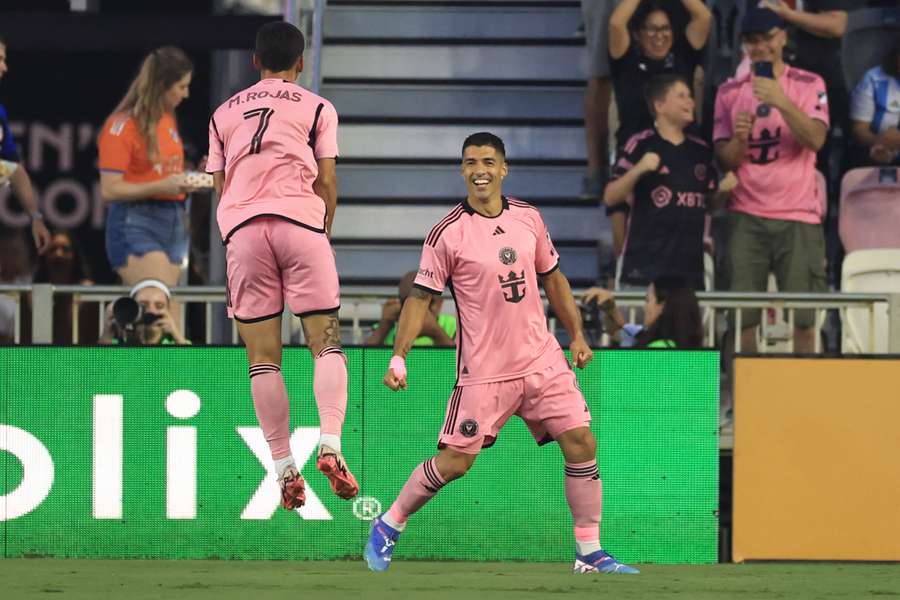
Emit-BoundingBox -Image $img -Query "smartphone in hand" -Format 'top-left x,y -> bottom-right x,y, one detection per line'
753,61 -> 774,78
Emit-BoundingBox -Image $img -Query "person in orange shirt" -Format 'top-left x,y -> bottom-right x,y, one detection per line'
98,46 -> 196,288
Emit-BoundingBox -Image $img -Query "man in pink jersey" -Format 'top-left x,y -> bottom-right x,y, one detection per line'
363,133 -> 638,575
714,8 -> 829,354
206,21 -> 358,510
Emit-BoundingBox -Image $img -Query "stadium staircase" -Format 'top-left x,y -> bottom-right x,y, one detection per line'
320,0 -> 608,288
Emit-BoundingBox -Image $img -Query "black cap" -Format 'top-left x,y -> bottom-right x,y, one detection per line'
741,8 -> 785,35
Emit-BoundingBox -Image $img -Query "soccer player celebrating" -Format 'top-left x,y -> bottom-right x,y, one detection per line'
364,132 -> 638,575
207,22 -> 358,510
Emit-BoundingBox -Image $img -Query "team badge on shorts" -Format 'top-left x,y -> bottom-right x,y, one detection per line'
459,419 -> 479,437
498,247 -> 517,265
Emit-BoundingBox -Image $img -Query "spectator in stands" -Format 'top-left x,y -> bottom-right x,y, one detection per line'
0,35 -> 51,255
849,40 -> 900,166
98,46 -> 197,290
606,0 -> 712,267
0,229 -> 32,342
604,74 -> 725,290
714,8 -> 829,354
760,0 -> 851,131
365,271 -> 455,347
581,275 -> 703,348
580,0 -> 619,200
761,0 -> 851,254
609,0 -> 711,154
99,279 -> 188,345
33,231 -> 99,344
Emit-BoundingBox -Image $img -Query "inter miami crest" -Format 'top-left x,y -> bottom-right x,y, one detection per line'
499,270 -> 526,303
459,419 -> 479,438
498,246 -> 517,265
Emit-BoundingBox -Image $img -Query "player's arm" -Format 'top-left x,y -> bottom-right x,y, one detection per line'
313,158 -> 337,239
383,287 -> 433,390
541,269 -> 593,369
212,171 -> 225,197
604,152 -> 660,206
8,165 -> 50,254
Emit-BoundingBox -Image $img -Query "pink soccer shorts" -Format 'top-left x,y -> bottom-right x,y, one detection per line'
225,217 -> 339,322
437,352 -> 591,455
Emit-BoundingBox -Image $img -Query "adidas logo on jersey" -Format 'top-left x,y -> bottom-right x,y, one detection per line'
492,226 -> 506,236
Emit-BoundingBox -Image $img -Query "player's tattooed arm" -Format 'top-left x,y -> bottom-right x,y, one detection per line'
391,287 -> 433,358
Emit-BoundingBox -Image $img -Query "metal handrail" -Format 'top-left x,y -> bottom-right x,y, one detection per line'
3,284 -> 898,352
4,285 -> 890,305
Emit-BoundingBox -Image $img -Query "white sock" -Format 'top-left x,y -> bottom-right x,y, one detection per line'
274,456 -> 296,479
382,512 -> 406,532
576,540 -> 602,556
319,433 -> 341,454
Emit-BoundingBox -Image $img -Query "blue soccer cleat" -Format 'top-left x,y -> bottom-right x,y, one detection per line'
364,514 -> 401,572
574,549 -> 640,574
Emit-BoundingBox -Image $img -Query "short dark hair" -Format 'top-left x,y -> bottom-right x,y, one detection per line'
631,0 -> 670,33
255,21 -> 305,71
462,132 -> 506,159
638,275 -> 703,349
644,74 -> 691,117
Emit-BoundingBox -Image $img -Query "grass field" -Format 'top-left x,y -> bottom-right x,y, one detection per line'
0,560 -> 897,599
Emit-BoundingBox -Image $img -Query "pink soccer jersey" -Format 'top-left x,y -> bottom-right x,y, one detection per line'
207,78 -> 339,241
414,197 -> 563,386
713,65 -> 829,225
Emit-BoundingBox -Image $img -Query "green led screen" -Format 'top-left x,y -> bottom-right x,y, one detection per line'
0,347 -> 718,563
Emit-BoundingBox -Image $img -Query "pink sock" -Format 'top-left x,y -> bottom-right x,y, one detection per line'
565,461 -> 602,547
249,363 -> 291,460
386,458 -> 447,525
314,347 -> 347,438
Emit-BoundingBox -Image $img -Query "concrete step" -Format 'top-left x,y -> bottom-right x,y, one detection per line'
322,83 -> 584,120
333,244 -> 601,285
331,204 -> 606,242
324,4 -> 581,39
322,44 -> 586,81
336,162 -> 587,200
338,123 -> 586,160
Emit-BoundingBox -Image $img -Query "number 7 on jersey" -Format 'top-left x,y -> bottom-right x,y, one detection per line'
242,107 -> 274,155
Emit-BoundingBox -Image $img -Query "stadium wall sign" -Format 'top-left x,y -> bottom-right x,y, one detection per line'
0,347 -> 719,563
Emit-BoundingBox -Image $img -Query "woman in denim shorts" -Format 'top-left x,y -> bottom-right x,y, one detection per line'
98,46 -> 195,288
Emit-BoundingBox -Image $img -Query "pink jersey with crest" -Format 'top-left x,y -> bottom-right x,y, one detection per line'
207,78 -> 339,241
414,197 -> 563,386
713,65 -> 829,224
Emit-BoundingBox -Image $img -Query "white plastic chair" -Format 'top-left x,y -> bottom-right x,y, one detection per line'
841,249 -> 900,354
839,167 -> 900,254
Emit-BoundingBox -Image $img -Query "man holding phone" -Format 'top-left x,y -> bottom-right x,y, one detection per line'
713,8 -> 830,354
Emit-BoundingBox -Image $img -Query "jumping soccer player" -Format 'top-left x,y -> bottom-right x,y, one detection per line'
206,21 -> 358,509
364,132 -> 639,574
